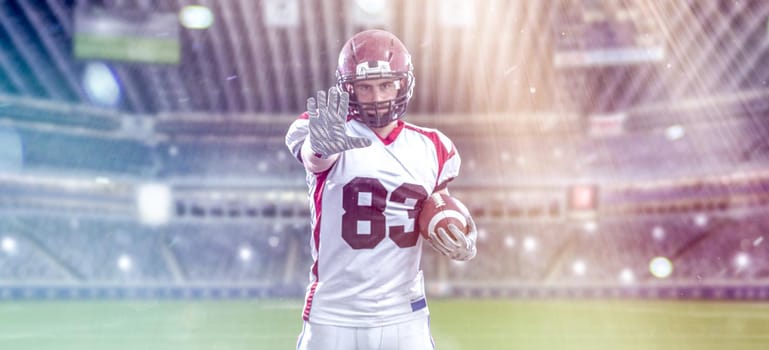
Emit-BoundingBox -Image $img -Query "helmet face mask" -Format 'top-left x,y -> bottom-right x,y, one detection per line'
336,30 -> 415,128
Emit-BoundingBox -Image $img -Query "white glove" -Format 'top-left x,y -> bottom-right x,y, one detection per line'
307,87 -> 371,158
427,214 -> 477,261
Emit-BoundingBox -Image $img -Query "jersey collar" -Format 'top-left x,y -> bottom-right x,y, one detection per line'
349,119 -> 405,145
376,119 -> 405,145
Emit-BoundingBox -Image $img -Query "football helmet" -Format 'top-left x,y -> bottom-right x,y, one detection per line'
336,29 -> 415,128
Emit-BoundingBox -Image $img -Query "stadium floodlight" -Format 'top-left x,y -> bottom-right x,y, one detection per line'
94,176 -> 111,185
257,160 -> 269,173
350,0 -> 390,26
649,256 -> 673,279
275,149 -> 287,162
82,62 -> 121,107
504,235 -> 515,249
117,254 -> 132,272
572,260 -> 586,276
268,236 -> 280,248
652,226 -> 666,241
167,145 -> 179,157
734,252 -> 750,269
136,183 -> 173,226
665,124 -> 686,141
239,246 -> 253,262
582,220 -> 597,233
476,228 -> 488,243
355,0 -> 387,14
568,184 -> 599,220
620,268 -> 635,284
694,213 -> 709,227
523,236 -> 537,252
1,236 -> 17,254
179,5 -> 214,30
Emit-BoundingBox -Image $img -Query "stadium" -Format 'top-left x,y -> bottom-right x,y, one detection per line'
1,0 -> 769,349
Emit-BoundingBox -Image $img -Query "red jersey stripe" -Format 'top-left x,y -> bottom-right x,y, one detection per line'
377,120 -> 405,145
303,167 -> 330,320
302,281 -> 319,321
403,124 -> 455,188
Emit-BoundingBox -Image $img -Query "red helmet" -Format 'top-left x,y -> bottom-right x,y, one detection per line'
336,30 -> 415,128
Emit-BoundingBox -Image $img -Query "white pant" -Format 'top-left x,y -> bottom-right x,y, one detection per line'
296,316 -> 435,350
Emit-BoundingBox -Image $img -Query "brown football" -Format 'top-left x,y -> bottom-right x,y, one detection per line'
418,193 -> 468,241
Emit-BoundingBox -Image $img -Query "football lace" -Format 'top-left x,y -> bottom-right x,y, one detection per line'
432,193 -> 446,208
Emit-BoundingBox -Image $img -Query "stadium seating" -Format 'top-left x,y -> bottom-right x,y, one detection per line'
15,217 -> 171,282
1,205 -> 767,300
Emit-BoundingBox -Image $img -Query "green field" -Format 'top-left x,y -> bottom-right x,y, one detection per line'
1,299 -> 768,349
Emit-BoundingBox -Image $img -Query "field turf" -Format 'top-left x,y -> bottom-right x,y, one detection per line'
1,299 -> 767,349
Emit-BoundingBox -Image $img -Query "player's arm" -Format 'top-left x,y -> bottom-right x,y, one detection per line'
285,116 -> 308,163
285,117 -> 337,173
301,87 -> 371,173
300,133 -> 338,173
427,188 -> 478,261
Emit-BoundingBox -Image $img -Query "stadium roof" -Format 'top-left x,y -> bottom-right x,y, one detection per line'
0,0 -> 769,117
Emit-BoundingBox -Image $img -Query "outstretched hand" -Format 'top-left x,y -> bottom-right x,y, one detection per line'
307,87 -> 371,158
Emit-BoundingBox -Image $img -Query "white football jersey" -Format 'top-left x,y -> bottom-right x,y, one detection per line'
285,115 -> 461,327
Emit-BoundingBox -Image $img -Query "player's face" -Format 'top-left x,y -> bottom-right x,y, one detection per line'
351,78 -> 402,130
352,78 -> 400,105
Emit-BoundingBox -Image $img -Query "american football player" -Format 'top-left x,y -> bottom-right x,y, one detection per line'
285,29 -> 477,350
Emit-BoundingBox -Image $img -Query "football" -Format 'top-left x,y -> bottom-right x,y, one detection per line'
418,192 -> 468,241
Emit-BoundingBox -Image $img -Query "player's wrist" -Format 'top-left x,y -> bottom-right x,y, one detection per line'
313,151 -> 330,159
301,137 -> 338,172
306,134 -> 332,158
